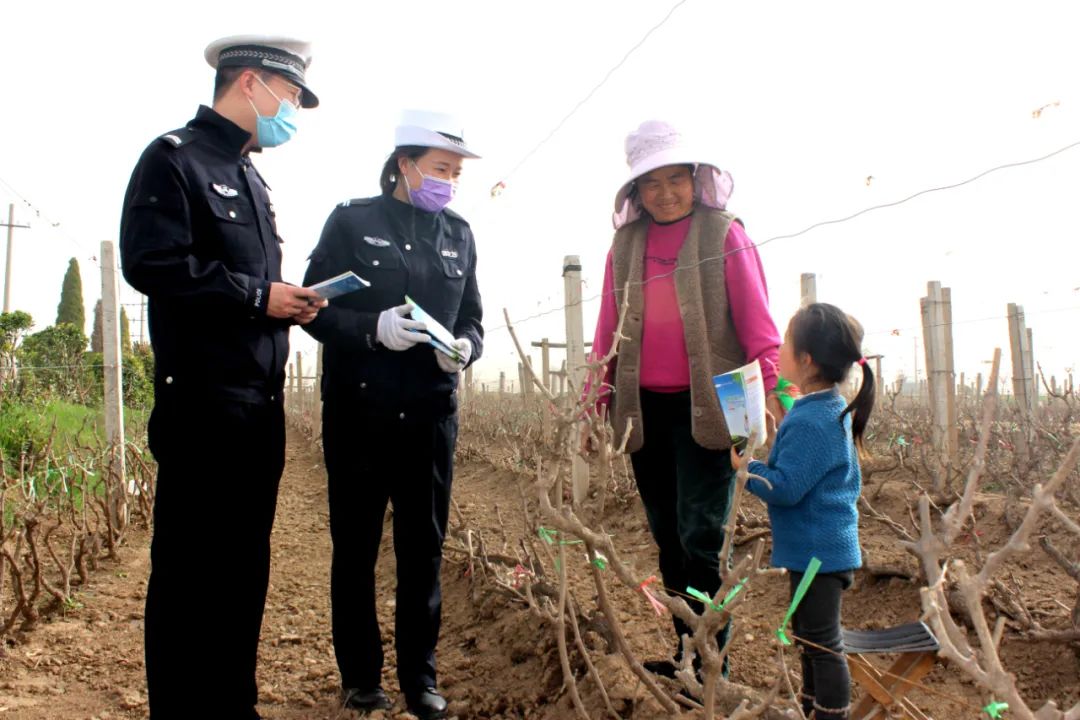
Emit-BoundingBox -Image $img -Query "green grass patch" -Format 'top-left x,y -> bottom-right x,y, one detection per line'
5,400 -> 149,448
1,400 -> 150,508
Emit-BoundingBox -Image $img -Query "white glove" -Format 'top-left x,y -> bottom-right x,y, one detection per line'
436,337 -> 472,373
376,304 -> 430,351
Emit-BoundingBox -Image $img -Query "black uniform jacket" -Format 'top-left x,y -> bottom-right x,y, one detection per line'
302,194 -> 483,417
120,106 -> 290,404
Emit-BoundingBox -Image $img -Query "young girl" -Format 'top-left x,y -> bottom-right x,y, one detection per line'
736,303 -> 874,720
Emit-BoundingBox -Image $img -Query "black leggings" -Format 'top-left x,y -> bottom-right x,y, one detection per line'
790,569 -> 854,718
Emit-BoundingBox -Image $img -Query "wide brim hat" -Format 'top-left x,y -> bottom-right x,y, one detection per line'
205,34 -> 319,108
395,109 -> 480,159
612,120 -> 732,229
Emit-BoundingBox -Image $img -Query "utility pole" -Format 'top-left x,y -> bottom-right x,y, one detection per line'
1,204 -> 30,313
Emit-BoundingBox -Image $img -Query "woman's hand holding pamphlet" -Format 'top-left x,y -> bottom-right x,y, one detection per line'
405,295 -> 464,364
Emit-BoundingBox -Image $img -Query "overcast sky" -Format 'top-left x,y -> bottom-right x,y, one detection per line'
4,0 -> 1079,390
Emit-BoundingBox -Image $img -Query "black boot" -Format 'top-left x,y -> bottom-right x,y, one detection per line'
343,687 -> 392,713
405,687 -> 448,720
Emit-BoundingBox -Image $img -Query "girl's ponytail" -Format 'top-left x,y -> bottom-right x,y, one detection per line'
843,358 -> 875,451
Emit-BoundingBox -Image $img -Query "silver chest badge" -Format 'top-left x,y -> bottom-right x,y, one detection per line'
364,236 -> 391,247
212,183 -> 239,198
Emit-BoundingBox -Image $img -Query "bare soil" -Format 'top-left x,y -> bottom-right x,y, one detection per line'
1,426 -> 1076,719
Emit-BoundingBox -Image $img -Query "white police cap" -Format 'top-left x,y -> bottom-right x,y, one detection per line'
204,35 -> 318,108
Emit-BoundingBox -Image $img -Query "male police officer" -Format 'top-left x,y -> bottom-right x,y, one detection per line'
119,35 -> 325,719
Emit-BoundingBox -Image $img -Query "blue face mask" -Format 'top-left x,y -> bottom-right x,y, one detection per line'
249,77 -> 298,148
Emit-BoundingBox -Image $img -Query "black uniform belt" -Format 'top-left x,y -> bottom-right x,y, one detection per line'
155,376 -> 284,405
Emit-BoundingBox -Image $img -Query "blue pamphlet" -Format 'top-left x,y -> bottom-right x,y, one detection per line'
307,271 -> 371,300
405,294 -> 463,364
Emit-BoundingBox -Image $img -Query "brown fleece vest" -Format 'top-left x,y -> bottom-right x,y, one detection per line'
610,206 -> 746,452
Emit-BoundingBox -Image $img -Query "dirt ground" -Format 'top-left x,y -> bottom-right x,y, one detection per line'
1,425 -> 1077,719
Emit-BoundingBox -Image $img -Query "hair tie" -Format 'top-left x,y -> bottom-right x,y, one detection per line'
857,357 -> 868,366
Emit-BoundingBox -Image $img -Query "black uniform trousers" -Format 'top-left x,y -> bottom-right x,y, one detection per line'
630,390 -> 734,673
144,390 -> 285,720
321,395 -> 457,695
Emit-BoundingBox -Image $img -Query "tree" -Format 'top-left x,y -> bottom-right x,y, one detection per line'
120,307 -> 131,354
91,299 -> 104,353
91,300 -> 131,355
0,311 -> 34,386
56,258 -> 85,332
18,323 -> 89,401
0,311 -> 34,359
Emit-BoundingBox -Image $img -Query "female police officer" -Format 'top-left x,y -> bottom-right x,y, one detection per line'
301,110 -> 482,720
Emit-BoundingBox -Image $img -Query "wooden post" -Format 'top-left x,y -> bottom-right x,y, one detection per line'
3,204 -> 13,314
800,273 -> 817,306
942,286 -> 958,463
287,363 -> 295,407
1007,304 -> 1034,414
101,241 -> 127,524
976,373 -> 983,402
499,371 -> 506,399
564,256 -> 590,504
295,351 -> 305,415
1025,327 -> 1036,412
539,339 -> 551,391
534,339 -> 552,437
920,282 -> 957,488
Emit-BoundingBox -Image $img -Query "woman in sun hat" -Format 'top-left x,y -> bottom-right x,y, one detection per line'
585,119 -> 782,679
301,109 -> 482,720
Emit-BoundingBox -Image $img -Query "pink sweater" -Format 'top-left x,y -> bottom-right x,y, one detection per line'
590,215 -> 780,407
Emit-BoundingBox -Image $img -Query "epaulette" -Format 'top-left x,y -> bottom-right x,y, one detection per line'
157,127 -> 198,149
337,197 -> 376,208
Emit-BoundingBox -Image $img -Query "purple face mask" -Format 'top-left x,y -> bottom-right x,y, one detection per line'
406,161 -> 455,213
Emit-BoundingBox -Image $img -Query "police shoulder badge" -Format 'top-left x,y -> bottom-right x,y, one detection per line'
158,127 -> 197,148
212,183 -> 240,198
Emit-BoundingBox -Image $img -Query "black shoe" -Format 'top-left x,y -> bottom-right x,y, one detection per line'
343,686 -> 392,712
405,687 -> 448,720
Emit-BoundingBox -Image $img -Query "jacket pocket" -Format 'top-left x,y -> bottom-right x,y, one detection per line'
353,243 -> 403,271
204,193 -> 264,272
